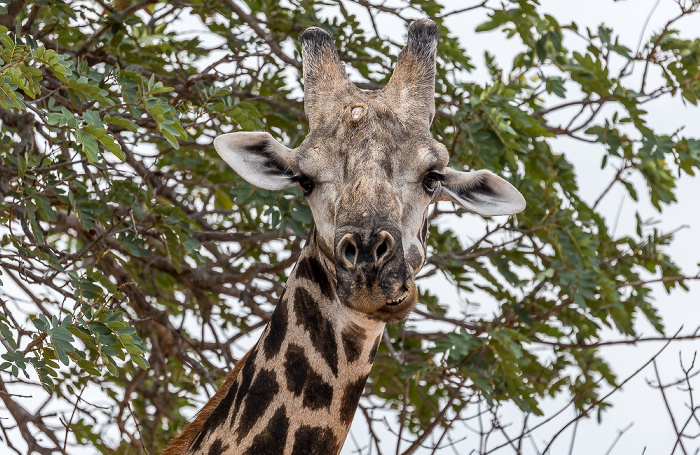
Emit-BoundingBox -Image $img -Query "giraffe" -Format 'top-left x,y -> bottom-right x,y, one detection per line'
162,19 -> 525,455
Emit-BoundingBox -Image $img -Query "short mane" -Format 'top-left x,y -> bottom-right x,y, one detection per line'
160,350 -> 252,455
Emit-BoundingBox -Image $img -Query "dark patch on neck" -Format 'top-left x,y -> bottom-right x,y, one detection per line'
283,343 -> 334,410
242,405 -> 289,455
283,343 -> 309,396
236,368 -> 280,443
339,374 -> 369,426
291,425 -> 340,455
303,369 -> 334,410
295,255 -> 335,300
341,323 -> 366,364
263,291 -> 289,360
230,347 -> 259,427
207,439 -> 229,455
368,333 -> 382,363
293,287 -> 339,376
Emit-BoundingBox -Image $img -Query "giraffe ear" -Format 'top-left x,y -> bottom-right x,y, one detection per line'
214,132 -> 295,191
439,168 -> 526,216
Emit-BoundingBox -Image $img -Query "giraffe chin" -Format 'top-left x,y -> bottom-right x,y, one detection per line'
341,280 -> 419,323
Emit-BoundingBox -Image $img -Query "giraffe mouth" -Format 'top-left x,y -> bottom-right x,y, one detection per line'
338,280 -> 417,322
386,285 -> 409,306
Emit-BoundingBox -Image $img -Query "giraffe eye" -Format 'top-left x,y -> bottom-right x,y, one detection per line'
292,173 -> 315,196
422,171 -> 443,195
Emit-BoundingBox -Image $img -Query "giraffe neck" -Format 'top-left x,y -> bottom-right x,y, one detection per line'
185,236 -> 385,455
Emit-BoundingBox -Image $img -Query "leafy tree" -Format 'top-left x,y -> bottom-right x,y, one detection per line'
0,0 -> 699,453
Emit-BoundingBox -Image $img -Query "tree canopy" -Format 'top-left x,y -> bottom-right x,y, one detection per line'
0,0 -> 699,453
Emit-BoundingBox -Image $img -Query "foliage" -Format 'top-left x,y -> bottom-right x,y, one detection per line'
0,0 -> 698,453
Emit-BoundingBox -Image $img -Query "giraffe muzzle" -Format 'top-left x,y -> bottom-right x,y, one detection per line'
334,228 -> 418,322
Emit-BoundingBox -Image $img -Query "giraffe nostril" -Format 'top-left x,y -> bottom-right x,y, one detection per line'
337,233 -> 358,269
344,242 -> 357,265
373,231 -> 395,265
376,241 -> 388,259
337,230 -> 395,269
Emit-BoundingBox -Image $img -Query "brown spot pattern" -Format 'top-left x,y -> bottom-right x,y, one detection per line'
283,343 -> 309,396
341,323 -> 365,364
302,369 -> 333,410
296,256 -> 335,300
291,424 -> 339,455
236,368 -> 279,442
242,405 -> 290,455
207,439 -> 228,455
263,292 -> 288,360
293,287 -> 339,376
339,375 -> 368,426
283,343 -> 334,410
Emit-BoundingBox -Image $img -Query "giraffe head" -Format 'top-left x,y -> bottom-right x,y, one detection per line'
214,20 -> 525,323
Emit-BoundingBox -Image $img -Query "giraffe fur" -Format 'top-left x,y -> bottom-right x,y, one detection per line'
167,240 -> 383,454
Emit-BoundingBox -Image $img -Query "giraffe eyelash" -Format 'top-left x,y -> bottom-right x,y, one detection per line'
422,170 -> 444,195
425,170 -> 445,181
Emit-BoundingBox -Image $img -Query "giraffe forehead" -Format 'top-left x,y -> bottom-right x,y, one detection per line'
294,124 -> 447,183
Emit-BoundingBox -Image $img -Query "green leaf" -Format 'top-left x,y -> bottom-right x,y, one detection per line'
476,11 -> 509,33
0,322 -> 17,350
132,355 -> 149,369
32,317 -> 49,333
81,134 -> 100,163
98,134 -> 125,161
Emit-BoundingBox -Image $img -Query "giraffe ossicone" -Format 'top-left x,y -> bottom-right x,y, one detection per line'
163,18 -> 525,455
